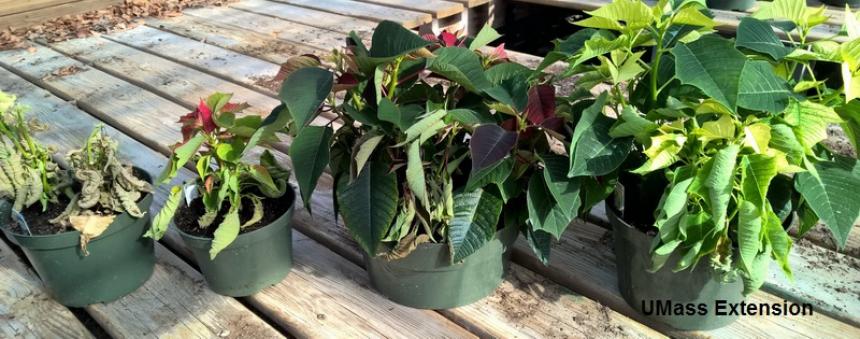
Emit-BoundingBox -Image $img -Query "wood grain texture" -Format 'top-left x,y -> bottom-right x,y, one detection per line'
104,25 -> 282,94
184,6 -> 352,51
50,36 -> 279,117
270,0 -> 433,28
0,0 -> 120,29
354,0 -> 464,18
230,0 -> 377,36
145,15 -> 320,64
0,239 -> 94,339
0,0 -> 80,16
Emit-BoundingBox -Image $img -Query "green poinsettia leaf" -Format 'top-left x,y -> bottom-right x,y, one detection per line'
569,93 -> 632,177
426,47 -> 492,93
289,126 -> 333,213
448,188 -> 504,262
672,34 -> 746,112
279,67 -> 333,133
795,157 -> 860,249
738,60 -> 793,113
210,207 -> 240,259
336,160 -> 399,256
736,17 -> 794,60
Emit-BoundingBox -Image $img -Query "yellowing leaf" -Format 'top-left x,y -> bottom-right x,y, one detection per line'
580,0 -> 654,31
699,115 -> 736,144
632,133 -> 686,174
70,214 -> 116,256
673,6 -> 715,28
743,124 -> 772,154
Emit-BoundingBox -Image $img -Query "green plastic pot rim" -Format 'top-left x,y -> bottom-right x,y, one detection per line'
177,186 -> 296,249
10,168 -> 153,250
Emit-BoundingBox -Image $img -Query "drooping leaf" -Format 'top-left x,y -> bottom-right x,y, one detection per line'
569,93 -> 632,177
470,124 -> 517,172
210,207 -> 240,259
336,160 -> 399,256
527,173 -> 575,239
737,200 -> 762,273
672,34 -> 746,112
541,153 -> 582,216
289,126 -> 333,213
706,144 -> 740,231
403,110 -> 447,144
448,188 -> 503,262
765,207 -> 793,279
741,153 -> 778,211
769,124 -> 805,165
406,141 -> 429,207
524,227 -> 553,264
736,17 -> 794,60
354,133 -> 384,177
795,158 -> 860,249
279,67 -> 333,133
144,186 -> 183,240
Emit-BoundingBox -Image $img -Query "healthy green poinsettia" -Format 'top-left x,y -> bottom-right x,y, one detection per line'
550,0 -> 860,294
274,21 -> 569,262
146,93 -> 291,259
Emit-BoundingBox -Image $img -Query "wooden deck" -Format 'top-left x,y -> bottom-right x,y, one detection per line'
0,1 -> 858,338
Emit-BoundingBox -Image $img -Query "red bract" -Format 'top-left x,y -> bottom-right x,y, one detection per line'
197,99 -> 217,133
422,30 -> 463,47
491,43 -> 508,60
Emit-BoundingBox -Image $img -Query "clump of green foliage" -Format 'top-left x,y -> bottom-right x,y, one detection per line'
276,21 -> 583,263
0,91 -> 67,212
147,93 -> 292,259
549,0 -> 860,294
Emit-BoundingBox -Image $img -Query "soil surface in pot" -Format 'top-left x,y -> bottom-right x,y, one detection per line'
10,196 -> 71,235
175,194 -> 291,238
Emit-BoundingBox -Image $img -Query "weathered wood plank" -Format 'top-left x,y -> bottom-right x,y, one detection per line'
50,36 -> 279,117
230,0 -> 377,35
270,0 -> 433,28
104,25 -> 282,94
0,46 -> 478,339
0,239 -> 94,339
0,0 -> 80,17
183,6 -> 352,51
0,0 -> 121,29
145,15 -> 320,65
354,0 -> 464,18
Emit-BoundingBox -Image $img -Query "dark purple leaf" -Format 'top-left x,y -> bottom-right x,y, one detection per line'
525,85 -> 556,125
471,124 -> 517,172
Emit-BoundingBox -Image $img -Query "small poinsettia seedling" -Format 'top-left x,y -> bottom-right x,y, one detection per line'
146,93 -> 292,259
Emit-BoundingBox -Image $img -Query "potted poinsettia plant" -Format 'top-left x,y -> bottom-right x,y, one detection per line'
548,0 -> 860,330
1,92 -> 155,307
146,93 -> 295,297
273,21 -> 559,309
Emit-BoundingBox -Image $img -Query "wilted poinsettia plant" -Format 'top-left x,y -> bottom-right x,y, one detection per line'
146,93 -> 291,259
549,0 -> 860,294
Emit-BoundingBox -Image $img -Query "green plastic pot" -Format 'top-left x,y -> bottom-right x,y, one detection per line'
820,0 -> 860,7
608,205 -> 744,330
0,200 -> 17,246
365,224 -> 519,309
178,188 -> 295,297
707,0 -> 757,11
9,187 -> 155,307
